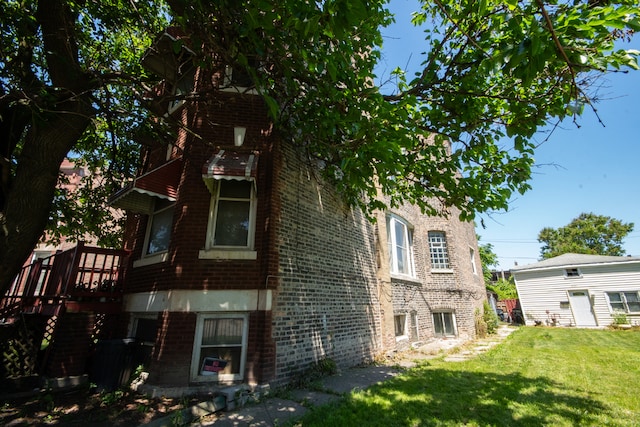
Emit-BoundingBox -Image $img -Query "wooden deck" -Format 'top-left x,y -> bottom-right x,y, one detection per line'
0,242 -> 131,322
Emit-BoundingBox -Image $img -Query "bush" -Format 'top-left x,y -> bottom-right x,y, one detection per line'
612,311 -> 629,325
483,301 -> 499,335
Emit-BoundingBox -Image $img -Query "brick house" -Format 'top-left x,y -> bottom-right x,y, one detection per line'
110,30 -> 486,390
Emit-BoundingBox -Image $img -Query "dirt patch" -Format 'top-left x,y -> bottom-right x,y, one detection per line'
0,387 -> 206,426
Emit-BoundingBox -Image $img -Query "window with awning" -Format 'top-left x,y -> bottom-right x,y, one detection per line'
109,158 -> 182,214
201,149 -> 258,193
201,150 -> 259,253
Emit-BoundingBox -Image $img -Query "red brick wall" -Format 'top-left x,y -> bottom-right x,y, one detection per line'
146,311 -> 196,386
121,88 -> 279,385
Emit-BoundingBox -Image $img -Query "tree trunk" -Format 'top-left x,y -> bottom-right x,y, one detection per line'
0,99 -> 93,297
0,0 -> 96,297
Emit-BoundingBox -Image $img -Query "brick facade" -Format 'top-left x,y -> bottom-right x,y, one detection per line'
383,202 -> 485,350
115,47 -> 487,389
270,141 -> 383,383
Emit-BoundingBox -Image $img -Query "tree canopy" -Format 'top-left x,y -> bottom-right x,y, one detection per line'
1,0 -> 639,294
478,239 -> 499,285
538,212 -> 635,258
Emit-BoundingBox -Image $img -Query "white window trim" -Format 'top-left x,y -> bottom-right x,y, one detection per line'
387,214 -> 416,279
221,65 -> 259,95
433,311 -> 457,337
606,291 -> 640,314
202,179 -> 257,254
191,313 -> 249,383
134,252 -> 169,268
564,268 -> 582,279
138,199 -> 174,265
394,313 -> 409,342
470,247 -> 477,275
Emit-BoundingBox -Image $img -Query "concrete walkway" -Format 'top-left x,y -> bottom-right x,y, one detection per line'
143,325 -> 518,427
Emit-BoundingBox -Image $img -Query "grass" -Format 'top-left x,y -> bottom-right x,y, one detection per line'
293,327 -> 640,426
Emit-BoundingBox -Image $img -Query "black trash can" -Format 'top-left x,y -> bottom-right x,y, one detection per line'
90,338 -> 141,391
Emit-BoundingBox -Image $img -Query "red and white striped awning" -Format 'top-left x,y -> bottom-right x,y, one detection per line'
202,149 -> 258,181
109,158 -> 182,214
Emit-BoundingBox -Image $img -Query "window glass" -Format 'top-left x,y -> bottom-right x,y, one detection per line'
608,292 -> 629,312
387,215 -> 414,277
443,313 -> 455,335
194,316 -> 247,379
210,180 -> 254,248
146,200 -> 174,255
625,292 -> 640,312
565,268 -> 580,277
394,314 -> 406,337
214,201 -> 250,246
433,312 -> 456,336
428,231 -> 450,269
470,248 -> 477,274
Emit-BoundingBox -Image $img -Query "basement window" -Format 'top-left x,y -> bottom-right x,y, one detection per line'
433,312 -> 456,337
394,314 -> 408,340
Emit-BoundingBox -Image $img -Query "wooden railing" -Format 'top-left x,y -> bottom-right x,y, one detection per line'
0,242 -> 131,321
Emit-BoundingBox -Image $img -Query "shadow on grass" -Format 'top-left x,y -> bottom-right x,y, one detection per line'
300,366 -> 610,426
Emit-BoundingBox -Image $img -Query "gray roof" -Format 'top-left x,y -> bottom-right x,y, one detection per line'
510,253 -> 640,272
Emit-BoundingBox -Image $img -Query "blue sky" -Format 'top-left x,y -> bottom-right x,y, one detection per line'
377,1 -> 640,270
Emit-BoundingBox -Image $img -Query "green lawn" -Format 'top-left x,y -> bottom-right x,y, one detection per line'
295,328 -> 640,426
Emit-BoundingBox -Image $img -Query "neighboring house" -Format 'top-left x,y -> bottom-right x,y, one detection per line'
490,270 -> 512,283
30,159 -> 90,260
106,30 -> 487,391
511,253 -> 640,327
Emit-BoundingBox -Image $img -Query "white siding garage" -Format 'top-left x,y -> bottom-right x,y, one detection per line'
511,254 -> 640,327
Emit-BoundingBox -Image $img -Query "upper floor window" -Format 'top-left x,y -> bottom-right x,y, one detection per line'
167,65 -> 195,114
607,291 -> 640,313
387,215 -> 415,277
206,180 -> 256,249
565,268 -> 581,278
144,198 -> 175,256
470,248 -> 477,275
428,231 -> 450,270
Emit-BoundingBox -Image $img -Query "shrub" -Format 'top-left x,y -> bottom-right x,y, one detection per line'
483,301 -> 499,335
612,311 -> 629,325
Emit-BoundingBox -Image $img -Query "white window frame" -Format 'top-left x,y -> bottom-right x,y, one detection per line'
394,314 -> 408,341
410,311 -> 419,340
470,247 -> 477,275
221,60 -> 259,95
433,311 -> 457,337
606,291 -> 640,313
204,179 -> 257,251
387,214 -> 416,278
428,231 -> 451,271
138,198 -> 174,266
191,313 -> 249,382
